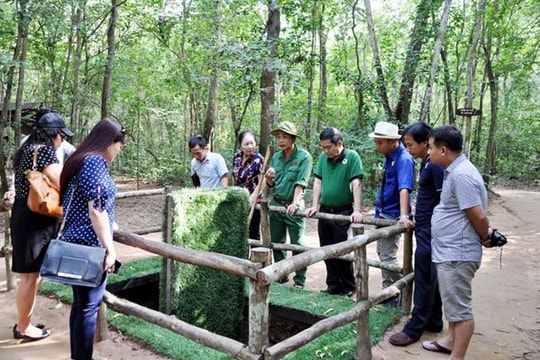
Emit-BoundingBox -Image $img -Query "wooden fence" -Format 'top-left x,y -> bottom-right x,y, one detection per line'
1,189 -> 413,360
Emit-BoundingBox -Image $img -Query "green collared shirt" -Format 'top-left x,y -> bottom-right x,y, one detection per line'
270,145 -> 313,202
314,148 -> 364,207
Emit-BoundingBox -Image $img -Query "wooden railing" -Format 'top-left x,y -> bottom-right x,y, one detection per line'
1,190 -> 413,360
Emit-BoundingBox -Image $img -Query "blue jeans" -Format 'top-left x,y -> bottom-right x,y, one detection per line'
70,273 -> 108,360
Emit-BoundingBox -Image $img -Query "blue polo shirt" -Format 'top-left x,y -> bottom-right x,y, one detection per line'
415,156 -> 444,225
375,143 -> 414,219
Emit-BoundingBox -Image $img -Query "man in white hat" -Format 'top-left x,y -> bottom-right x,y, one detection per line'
369,121 -> 415,306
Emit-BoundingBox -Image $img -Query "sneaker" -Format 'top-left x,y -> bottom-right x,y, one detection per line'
293,283 -> 304,289
276,277 -> 289,284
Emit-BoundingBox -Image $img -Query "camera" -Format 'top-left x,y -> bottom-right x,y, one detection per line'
490,229 -> 507,247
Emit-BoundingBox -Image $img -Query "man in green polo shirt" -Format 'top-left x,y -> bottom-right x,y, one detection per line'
264,121 -> 313,289
306,127 -> 363,297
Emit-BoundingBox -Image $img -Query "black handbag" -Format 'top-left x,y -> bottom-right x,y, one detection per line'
39,176 -> 106,287
40,239 -> 106,287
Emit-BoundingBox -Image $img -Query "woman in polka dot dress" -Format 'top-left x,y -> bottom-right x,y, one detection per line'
59,118 -> 126,360
9,111 -> 74,341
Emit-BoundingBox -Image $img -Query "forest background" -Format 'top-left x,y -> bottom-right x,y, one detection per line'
1,0 -> 539,201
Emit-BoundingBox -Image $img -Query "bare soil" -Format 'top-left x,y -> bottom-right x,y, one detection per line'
1,184 -> 539,360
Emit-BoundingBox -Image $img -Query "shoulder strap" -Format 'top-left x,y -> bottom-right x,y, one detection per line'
31,145 -> 44,171
58,173 -> 80,236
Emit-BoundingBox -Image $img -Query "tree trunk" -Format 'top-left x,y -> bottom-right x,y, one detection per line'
203,0 -> 222,150
483,0 -> 499,177
305,2 -> 318,148
394,0 -> 443,125
364,0 -> 392,119
463,0 -> 484,157
317,2 -> 327,134
70,5 -> 84,134
351,0 -> 365,128
0,0 -> 28,192
101,0 -> 118,118
440,47 -> 455,124
259,0 -> 280,153
419,0 -> 453,123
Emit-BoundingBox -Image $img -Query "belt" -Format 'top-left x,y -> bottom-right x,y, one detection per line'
320,204 -> 353,214
273,197 -> 292,206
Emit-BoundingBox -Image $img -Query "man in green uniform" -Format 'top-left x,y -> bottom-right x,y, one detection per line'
306,127 -> 363,297
264,121 -> 313,289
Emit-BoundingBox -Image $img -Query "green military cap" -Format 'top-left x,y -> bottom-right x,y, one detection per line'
270,121 -> 300,138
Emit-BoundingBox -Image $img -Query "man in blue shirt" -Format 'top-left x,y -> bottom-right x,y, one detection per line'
369,121 -> 414,306
189,136 -> 229,189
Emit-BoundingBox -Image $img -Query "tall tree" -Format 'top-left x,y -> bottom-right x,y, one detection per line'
203,0 -> 222,149
260,0 -> 280,153
483,0 -> 499,176
101,0 -> 119,118
364,0 -> 393,119
351,0 -> 366,127
316,2 -> 328,133
0,0 -> 30,192
463,0 -> 484,157
394,0 -> 443,125
419,0 -> 453,122
69,3 -> 85,133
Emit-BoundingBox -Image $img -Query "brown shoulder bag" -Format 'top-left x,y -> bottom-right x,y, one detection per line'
25,146 -> 63,217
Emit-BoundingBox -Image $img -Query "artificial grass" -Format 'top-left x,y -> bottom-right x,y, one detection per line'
40,256 -> 402,360
164,188 -> 249,339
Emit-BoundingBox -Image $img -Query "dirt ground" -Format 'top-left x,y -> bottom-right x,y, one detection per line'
0,184 -> 539,360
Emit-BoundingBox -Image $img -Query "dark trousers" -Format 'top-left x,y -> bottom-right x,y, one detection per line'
70,274 -> 108,360
319,206 -> 355,294
403,222 -> 443,339
249,209 -> 261,240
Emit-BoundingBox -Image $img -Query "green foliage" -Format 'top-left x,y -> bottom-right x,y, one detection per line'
1,0 -> 539,186
163,188 -> 250,339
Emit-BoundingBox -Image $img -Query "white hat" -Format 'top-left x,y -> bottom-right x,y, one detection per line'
368,121 -> 401,139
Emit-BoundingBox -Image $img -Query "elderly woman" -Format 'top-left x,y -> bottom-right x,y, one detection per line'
59,118 -> 126,360
232,130 -> 264,240
9,111 -> 74,341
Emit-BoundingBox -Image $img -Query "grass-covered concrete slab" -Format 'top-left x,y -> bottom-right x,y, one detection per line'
162,188 -> 250,339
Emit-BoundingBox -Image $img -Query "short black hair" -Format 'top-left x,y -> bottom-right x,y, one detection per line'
402,122 -> 432,143
319,127 -> 343,145
188,135 -> 207,149
429,125 -> 463,152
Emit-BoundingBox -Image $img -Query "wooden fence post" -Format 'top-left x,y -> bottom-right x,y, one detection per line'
400,229 -> 413,312
94,302 -> 109,342
4,212 -> 16,290
352,225 -> 371,360
259,197 -> 271,248
248,247 -> 271,355
164,196 -> 173,314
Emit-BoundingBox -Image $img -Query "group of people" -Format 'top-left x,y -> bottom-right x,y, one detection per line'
6,110 -> 126,360
189,120 -> 495,359
7,110 -> 494,360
